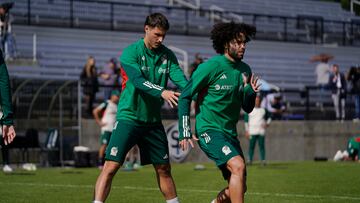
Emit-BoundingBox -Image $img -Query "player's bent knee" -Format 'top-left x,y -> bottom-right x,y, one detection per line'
154,164 -> 172,176
227,157 -> 245,176
103,161 -> 121,176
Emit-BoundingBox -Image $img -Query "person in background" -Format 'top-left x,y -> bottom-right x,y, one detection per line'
244,95 -> 271,166
333,134 -> 360,163
189,53 -> 203,77
0,3 -> 16,60
93,90 -> 120,169
99,58 -> 118,100
261,92 -> 286,120
312,54 -> 332,111
329,64 -> 346,121
346,66 -> 360,122
80,56 -> 99,117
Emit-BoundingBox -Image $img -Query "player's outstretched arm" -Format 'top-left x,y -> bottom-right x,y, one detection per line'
161,90 -> 181,108
168,51 -> 188,90
0,51 -> 15,145
178,62 -> 216,151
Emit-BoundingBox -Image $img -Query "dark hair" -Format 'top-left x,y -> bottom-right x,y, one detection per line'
144,13 -> 170,31
0,2 -> 14,12
210,22 -> 256,54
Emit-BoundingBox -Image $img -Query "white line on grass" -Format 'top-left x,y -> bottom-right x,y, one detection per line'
2,182 -> 360,201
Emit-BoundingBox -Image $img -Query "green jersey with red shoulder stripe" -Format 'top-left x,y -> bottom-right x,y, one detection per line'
347,135 -> 360,159
118,38 -> 187,123
178,55 -> 256,140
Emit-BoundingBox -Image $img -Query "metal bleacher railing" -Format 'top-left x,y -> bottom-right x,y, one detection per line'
11,0 -> 360,46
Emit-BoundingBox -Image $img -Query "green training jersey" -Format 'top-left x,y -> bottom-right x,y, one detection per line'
347,135 -> 360,158
178,55 -> 256,140
118,39 -> 187,123
0,50 -> 13,126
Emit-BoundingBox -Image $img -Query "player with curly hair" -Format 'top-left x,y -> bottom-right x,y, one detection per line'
178,22 -> 259,203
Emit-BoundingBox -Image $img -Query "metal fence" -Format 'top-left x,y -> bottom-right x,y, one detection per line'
11,0 -> 360,46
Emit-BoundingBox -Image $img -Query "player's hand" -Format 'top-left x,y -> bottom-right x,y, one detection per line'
100,122 -> 107,127
161,90 -> 180,108
2,125 -> 16,145
179,135 -> 198,151
249,74 -> 261,92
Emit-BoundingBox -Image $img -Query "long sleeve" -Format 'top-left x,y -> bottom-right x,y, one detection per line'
241,84 -> 256,113
0,51 -> 14,125
178,63 -> 216,140
168,52 -> 188,90
120,47 -> 164,98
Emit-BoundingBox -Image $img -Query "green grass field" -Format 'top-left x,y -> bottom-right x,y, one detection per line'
0,161 -> 359,203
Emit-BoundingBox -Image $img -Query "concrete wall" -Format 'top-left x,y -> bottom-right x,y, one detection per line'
12,119 -> 359,163
82,119 -> 359,162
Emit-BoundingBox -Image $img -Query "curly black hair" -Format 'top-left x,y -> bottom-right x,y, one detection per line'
210,22 -> 256,54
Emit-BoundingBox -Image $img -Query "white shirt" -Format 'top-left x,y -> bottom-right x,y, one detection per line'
336,74 -> 342,88
97,100 -> 118,132
315,62 -> 330,85
245,107 -> 271,136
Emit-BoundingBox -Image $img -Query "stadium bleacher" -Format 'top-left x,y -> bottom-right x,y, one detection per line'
5,0 -> 360,117
12,0 -> 360,42
11,25 -> 360,87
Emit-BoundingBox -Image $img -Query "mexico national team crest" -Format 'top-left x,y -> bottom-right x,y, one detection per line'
165,122 -> 191,162
222,145 -> 232,155
110,147 -> 118,156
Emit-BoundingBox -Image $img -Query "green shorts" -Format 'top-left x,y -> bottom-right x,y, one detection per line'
105,119 -> 169,166
198,130 -> 245,179
100,131 -> 112,145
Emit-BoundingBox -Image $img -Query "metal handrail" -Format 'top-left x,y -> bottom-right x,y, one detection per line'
46,80 -> 77,124
27,80 -> 54,120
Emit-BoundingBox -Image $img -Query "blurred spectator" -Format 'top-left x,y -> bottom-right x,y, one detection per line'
261,92 -> 286,120
333,135 -> 360,162
92,90 -> 120,169
314,56 -> 331,87
189,53 -> 203,77
0,2 -> 16,60
244,95 -> 271,166
80,56 -> 99,117
311,54 -> 332,110
346,66 -> 360,122
99,58 -> 118,100
329,64 -> 346,121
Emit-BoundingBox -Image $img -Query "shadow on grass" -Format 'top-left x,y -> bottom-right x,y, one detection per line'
61,171 -> 84,174
6,172 -> 36,176
249,162 -> 291,170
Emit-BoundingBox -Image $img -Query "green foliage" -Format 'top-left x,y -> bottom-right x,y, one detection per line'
0,162 -> 360,203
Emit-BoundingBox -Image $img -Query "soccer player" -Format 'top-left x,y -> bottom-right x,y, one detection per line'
93,13 -> 187,203
178,22 -> 259,203
0,49 -> 15,172
244,95 -> 271,165
92,90 -> 120,169
333,135 -> 360,162
0,49 -> 15,145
